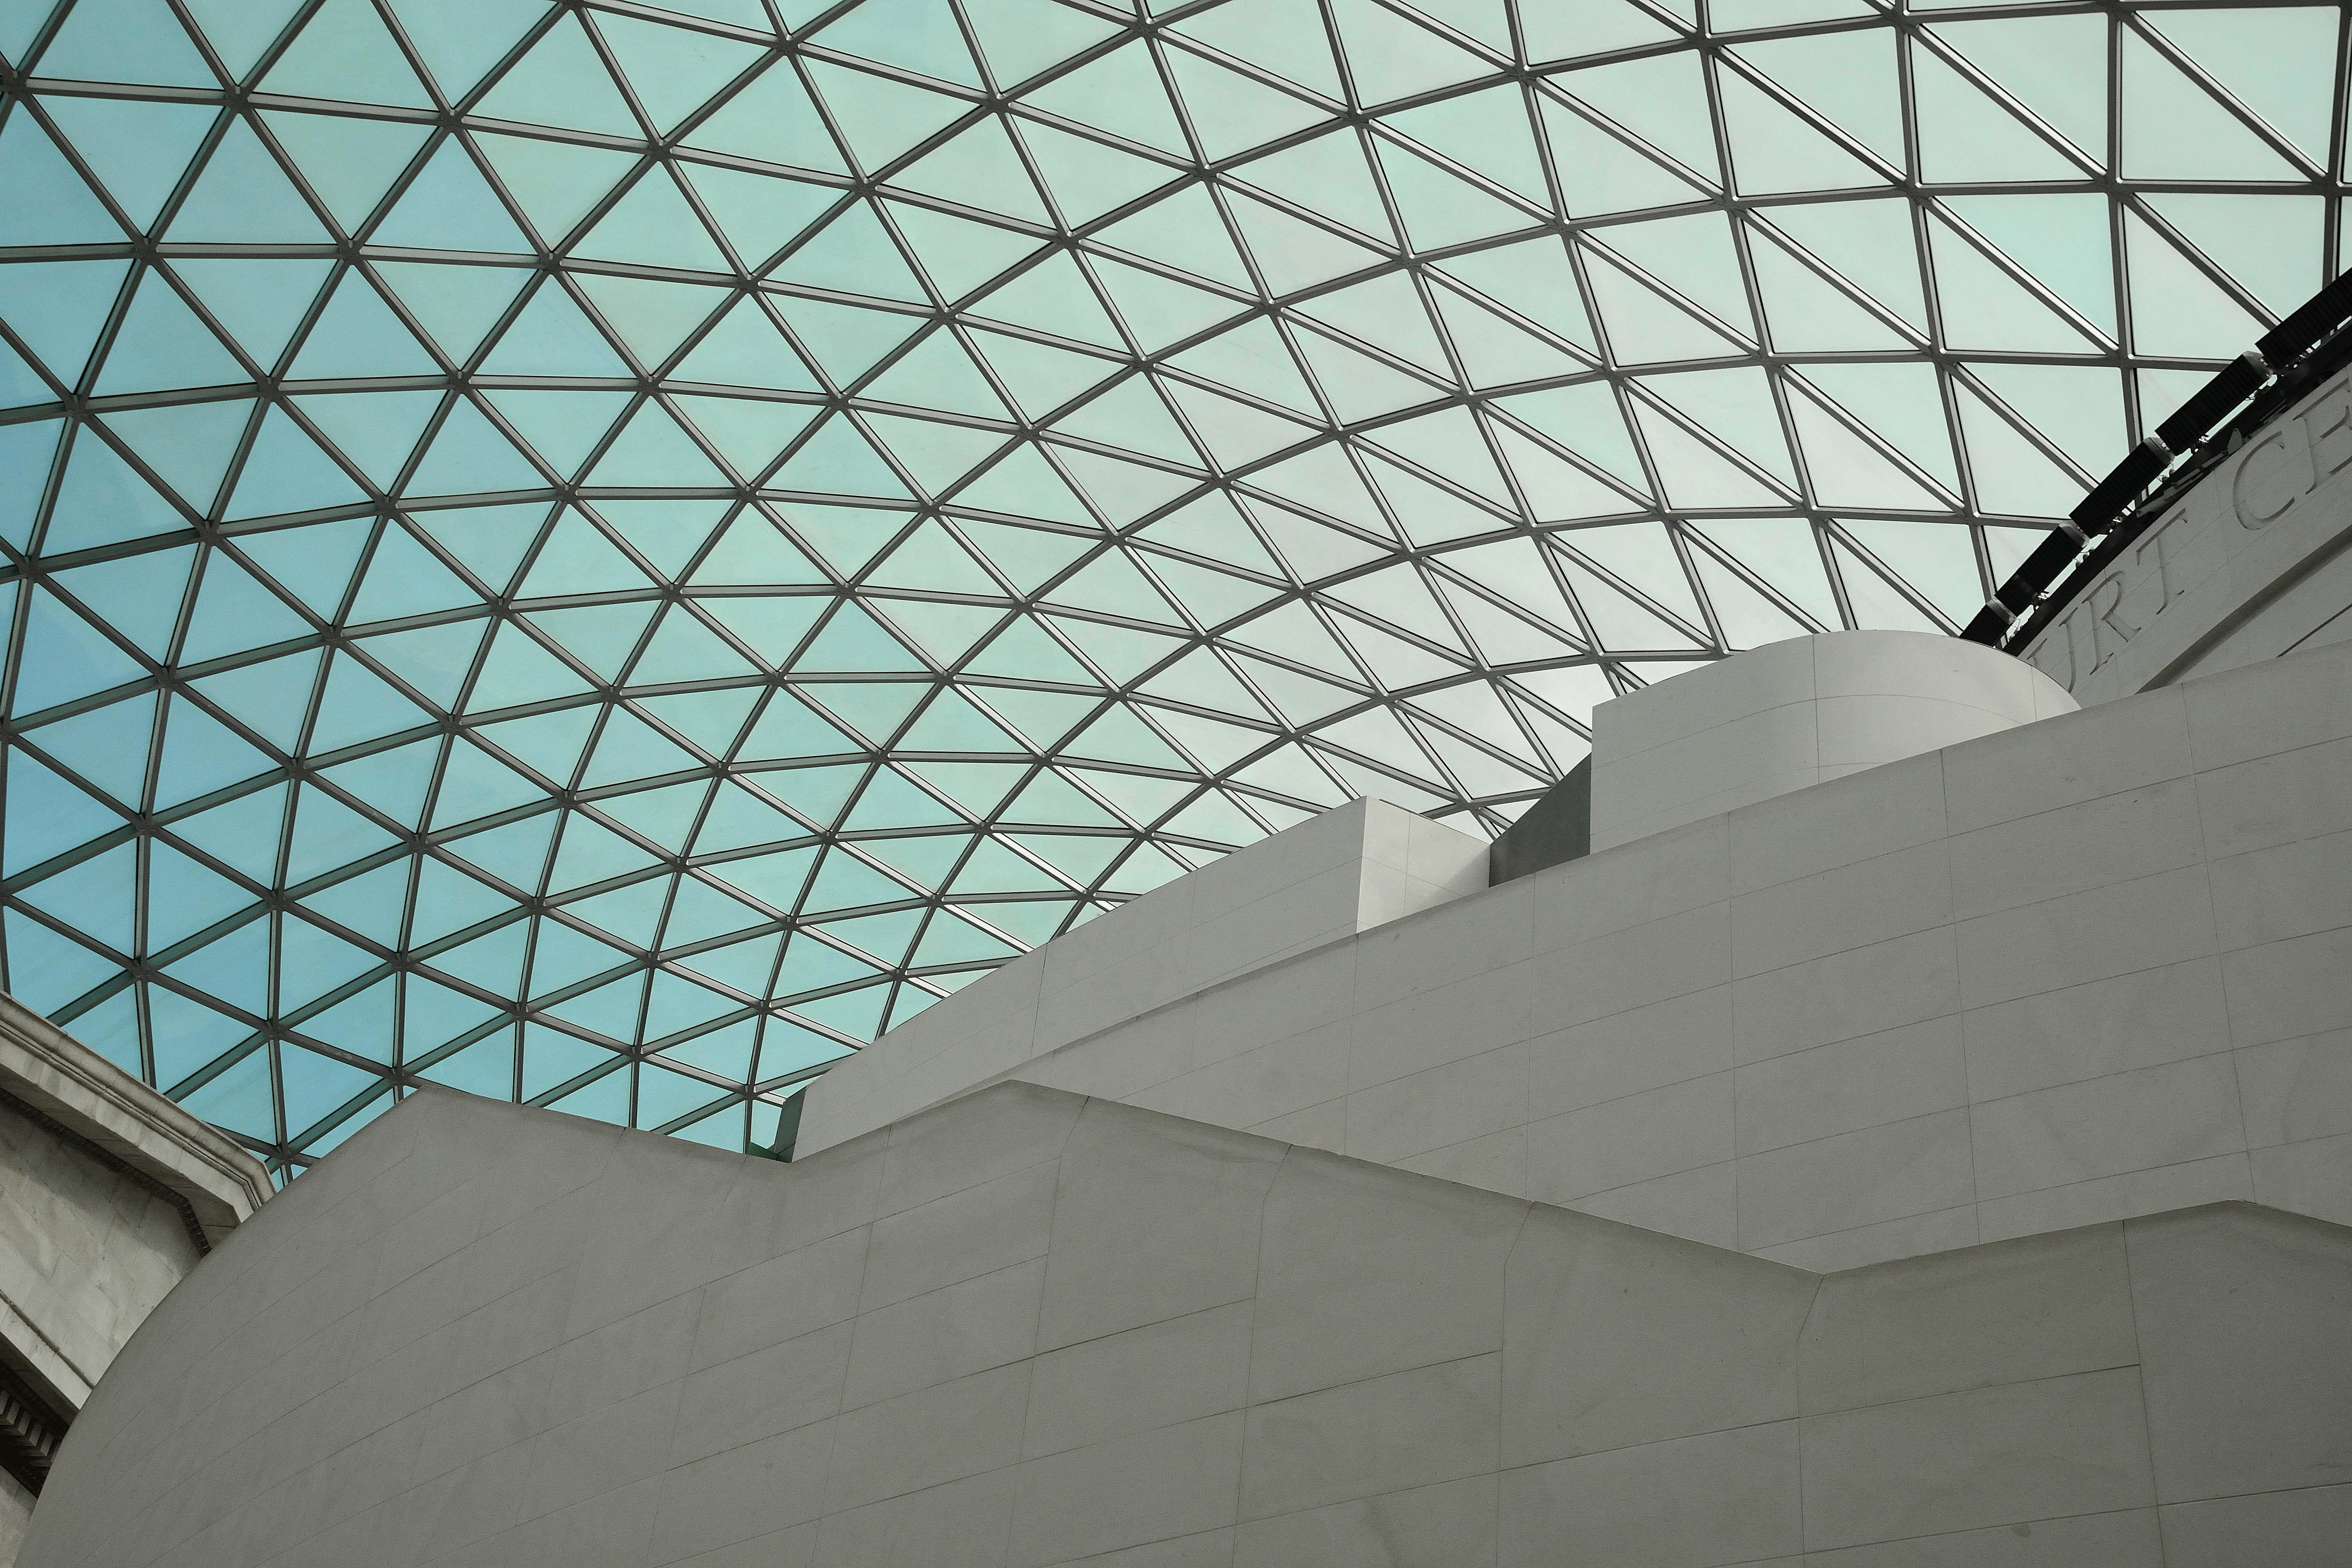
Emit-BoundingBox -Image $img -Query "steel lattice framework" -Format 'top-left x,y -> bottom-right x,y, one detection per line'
0,0 -> 2341,1177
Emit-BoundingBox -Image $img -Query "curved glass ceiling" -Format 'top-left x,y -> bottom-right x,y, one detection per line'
0,0 -> 2340,1175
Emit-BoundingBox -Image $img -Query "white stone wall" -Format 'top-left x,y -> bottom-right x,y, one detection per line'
0,1095 -> 200,1408
930,637 -> 2352,1269
24,1084 -> 2352,1568
800,797 -> 1486,1154
1588,630 -> 2074,851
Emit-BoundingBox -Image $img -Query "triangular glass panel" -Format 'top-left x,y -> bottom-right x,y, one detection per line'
1018,120 -> 1182,227
1732,29 -> 1905,167
1230,129 -> 1394,244
1171,0 -> 1340,98
769,203 -> 926,303
1745,229 -> 1908,353
474,133 -> 640,248
972,256 -> 1125,350
1096,183 -> 1253,291
2147,193 -> 2322,320
1797,362 -> 1959,491
372,138 -> 534,255
1783,385 -> 1946,511
93,270 -> 250,396
1385,83 -> 1547,203
1944,194 -> 2116,338
402,397 -> 545,497
1371,135 -> 1533,249
575,164 -> 731,271
181,550 -> 314,663
1955,366 -> 2110,487
1298,270 -> 1452,372
44,97 -> 218,231
1926,217 -> 2100,355
2121,211 -> 2266,361
572,274 -> 732,367
1158,45 -> 1328,163
2118,29 -> 2299,183
40,0 -> 216,87
1327,0 -> 1491,105
477,279 -> 634,378
593,13 -> 768,134
803,58 -> 971,171
771,296 -> 924,383
673,395 -> 824,479
1951,382 -> 2084,519
473,617 -> 597,704
1556,51 -> 1721,185
177,0 -> 309,80
475,12 -> 641,137
1537,93 -> 1709,218
98,399 -> 252,517
811,0 -> 981,87
586,402 -> 728,487
293,390 -> 443,488
881,203 -> 1047,300
479,389 -> 633,478
287,269 -> 439,379
1602,212 -> 1756,338
1762,197 -> 1926,332
1911,44 -> 2086,184
1024,41 -> 1186,155
1089,256 -> 1245,355
1428,280 -> 1586,386
0,112 -> 121,247
2141,7 -> 2334,170
770,413 -> 912,498
260,0 -> 432,106
1579,246 -> 1744,364
400,502 -> 544,600
862,414 -> 1011,494
1220,192 -> 1385,296
167,117 -> 329,244
221,407 -> 367,522
347,522 -> 481,622
1639,366 -> 1794,485
1716,68 -> 1886,195
1522,0 -> 1679,62
681,60 -> 849,173
169,258 -> 336,371
385,0 -> 554,101
0,259 -> 131,390
962,0 -> 1122,88
1926,17 -> 2106,164
683,163 -> 841,269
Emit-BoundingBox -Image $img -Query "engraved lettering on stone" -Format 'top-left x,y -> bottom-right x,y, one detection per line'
2299,375 -> 2352,478
2133,505 -> 2194,612
2088,573 -> 2139,667
2030,608 -> 2079,690
2063,601 -> 2098,688
2232,425 -> 2308,528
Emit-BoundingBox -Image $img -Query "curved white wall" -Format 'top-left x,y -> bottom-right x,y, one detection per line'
1588,631 -> 2077,853
29,1085 -> 2352,1568
907,637 -> 2352,1272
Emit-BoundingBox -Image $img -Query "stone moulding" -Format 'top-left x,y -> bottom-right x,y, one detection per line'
0,993 -> 272,1251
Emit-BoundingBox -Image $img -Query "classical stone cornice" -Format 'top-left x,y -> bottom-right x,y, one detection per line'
0,993 -> 272,1249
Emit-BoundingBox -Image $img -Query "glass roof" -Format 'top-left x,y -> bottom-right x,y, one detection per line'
0,0 -> 2339,1176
